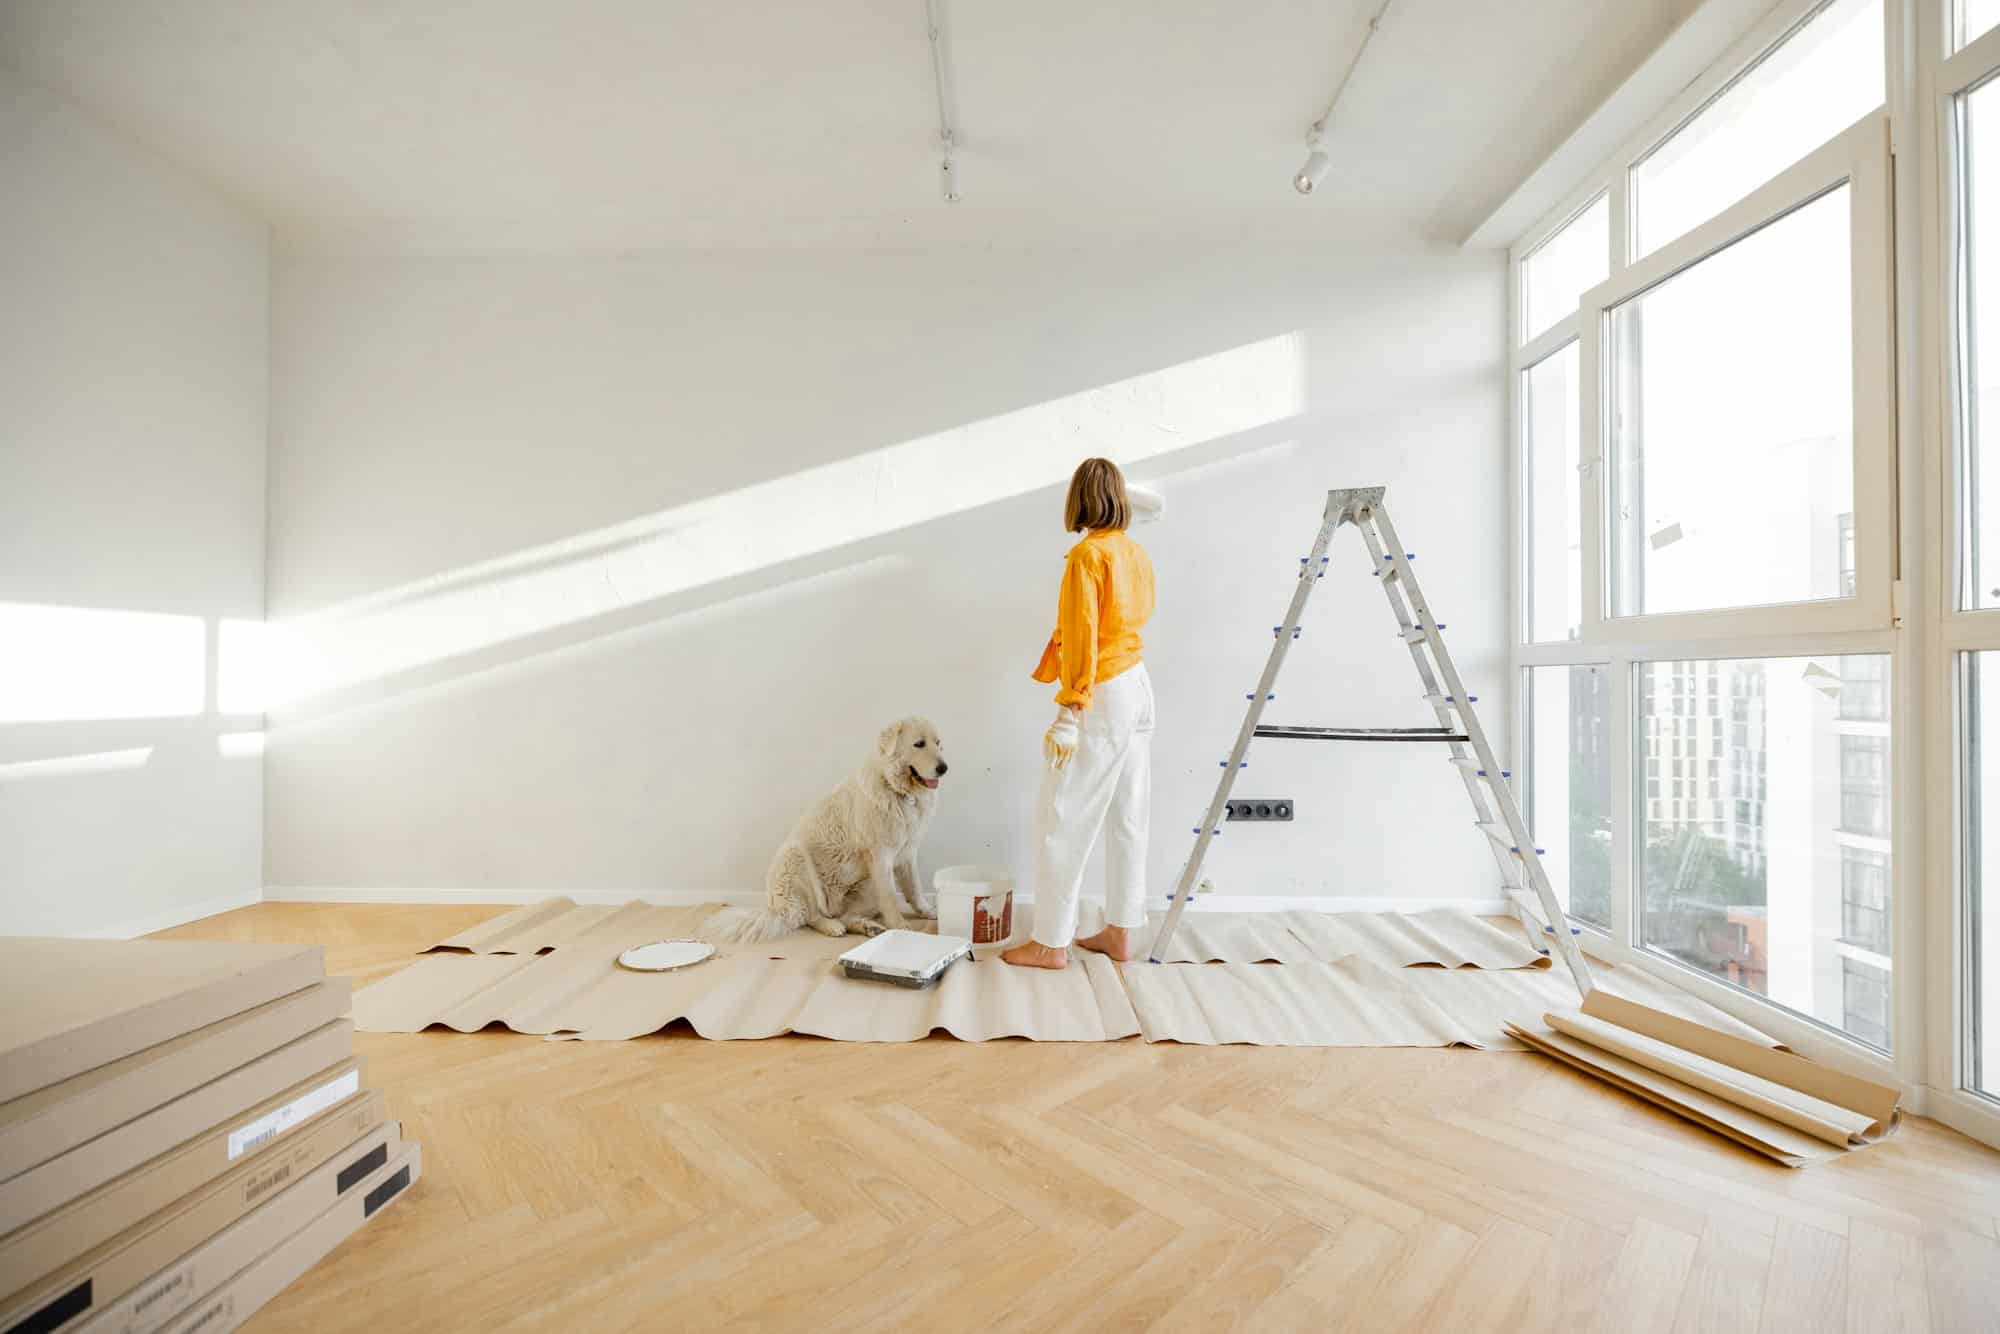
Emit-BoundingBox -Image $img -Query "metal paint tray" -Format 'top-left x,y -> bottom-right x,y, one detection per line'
837,930 -> 974,989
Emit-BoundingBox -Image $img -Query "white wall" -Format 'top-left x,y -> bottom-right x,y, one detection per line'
0,71 -> 269,936
265,239 -> 1509,907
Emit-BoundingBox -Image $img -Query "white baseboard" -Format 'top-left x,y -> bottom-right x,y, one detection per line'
261,886 -> 1512,914
79,888 -> 265,939
266,888 -> 764,908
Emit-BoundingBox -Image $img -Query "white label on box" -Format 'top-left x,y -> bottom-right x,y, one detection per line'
227,1069 -> 360,1161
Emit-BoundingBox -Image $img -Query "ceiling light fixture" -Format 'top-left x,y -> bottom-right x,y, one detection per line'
1294,0 -> 1396,198
927,0 -> 961,202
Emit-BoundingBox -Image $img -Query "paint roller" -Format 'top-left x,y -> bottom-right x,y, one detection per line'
1128,482 -> 1165,524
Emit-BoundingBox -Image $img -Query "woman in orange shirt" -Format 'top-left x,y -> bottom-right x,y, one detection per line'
1003,458 -> 1157,969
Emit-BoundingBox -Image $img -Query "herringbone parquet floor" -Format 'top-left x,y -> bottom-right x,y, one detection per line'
154,903 -> 2000,1333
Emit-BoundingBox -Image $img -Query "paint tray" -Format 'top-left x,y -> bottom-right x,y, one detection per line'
838,930 -> 974,989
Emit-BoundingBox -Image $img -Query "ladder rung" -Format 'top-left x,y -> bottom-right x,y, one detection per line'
1421,693 -> 1478,706
1447,758 -> 1511,778
1400,627 -> 1428,644
1257,725 -> 1469,742
1477,823 -> 1545,855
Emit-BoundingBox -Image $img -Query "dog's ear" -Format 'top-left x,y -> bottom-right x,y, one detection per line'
876,720 -> 904,758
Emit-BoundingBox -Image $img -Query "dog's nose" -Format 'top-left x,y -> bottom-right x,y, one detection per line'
936,762 -> 949,777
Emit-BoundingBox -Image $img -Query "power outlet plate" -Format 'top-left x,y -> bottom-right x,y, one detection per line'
1225,798 -> 1293,822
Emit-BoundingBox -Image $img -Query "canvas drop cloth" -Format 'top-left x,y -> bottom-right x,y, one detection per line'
359,918 -> 1137,1043
353,898 -> 1774,1052
1074,904 -> 1549,969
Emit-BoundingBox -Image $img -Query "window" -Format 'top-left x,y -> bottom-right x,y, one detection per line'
1841,846 -> 1890,952
1840,734 -> 1889,837
1838,653 -> 1887,720
1842,957 -> 1891,1050
1608,188 -> 1854,619
1963,75 -> 2000,608
1837,512 -> 1856,595
1630,0 -> 1884,256
1968,654 -> 2000,1098
1524,343 -> 1582,642
1528,664 -> 1613,929
1521,195 -> 1609,341
1511,0 -> 1900,1079
1639,655 -> 1892,1048
1961,0 -> 2000,51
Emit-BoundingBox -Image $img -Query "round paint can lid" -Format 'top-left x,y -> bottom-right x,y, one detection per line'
616,939 -> 716,972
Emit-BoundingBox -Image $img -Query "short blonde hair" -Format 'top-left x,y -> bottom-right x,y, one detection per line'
1064,458 -> 1131,533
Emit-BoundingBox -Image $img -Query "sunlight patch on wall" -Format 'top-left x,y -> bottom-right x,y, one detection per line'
217,731 -> 266,758
0,746 -> 154,783
0,603 -> 205,723
262,334 -> 1305,707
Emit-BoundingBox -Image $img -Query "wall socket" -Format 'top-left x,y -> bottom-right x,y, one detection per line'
1224,798 -> 1293,822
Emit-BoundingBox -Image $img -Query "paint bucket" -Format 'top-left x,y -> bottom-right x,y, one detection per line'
932,865 -> 1015,946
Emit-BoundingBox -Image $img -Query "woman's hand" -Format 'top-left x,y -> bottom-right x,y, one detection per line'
1044,708 -> 1080,770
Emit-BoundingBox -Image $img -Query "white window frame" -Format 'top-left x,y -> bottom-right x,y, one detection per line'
1579,115 -> 1896,644
1507,0 -> 1913,1092
1926,8 -> 2000,1141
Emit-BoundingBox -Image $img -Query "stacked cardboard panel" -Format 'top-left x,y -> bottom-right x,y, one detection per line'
0,937 -> 421,1334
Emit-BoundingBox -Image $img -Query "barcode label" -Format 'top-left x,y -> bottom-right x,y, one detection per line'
119,1260 -> 197,1329
236,1126 -> 278,1156
243,1157 -> 294,1204
227,1069 -> 360,1160
181,1294 -> 235,1334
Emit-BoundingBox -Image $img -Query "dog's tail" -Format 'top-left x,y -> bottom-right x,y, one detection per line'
703,905 -> 798,943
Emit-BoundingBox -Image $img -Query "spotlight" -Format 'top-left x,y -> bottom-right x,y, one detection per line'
1293,146 -> 1330,196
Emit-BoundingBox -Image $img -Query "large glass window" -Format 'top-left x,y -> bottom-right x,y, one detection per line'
1638,654 -> 1892,1048
1840,846 -> 1890,952
1970,654 -> 2000,1097
1521,196 -> 1609,341
1963,77 -> 2000,608
1525,343 -> 1582,642
1608,188 -> 1854,618
1527,664 -> 1613,929
1962,0 -> 2000,52
1630,0 -> 1883,256
1842,957 -> 1891,1049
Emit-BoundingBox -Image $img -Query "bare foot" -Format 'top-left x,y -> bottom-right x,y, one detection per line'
1075,925 -> 1140,961
1000,941 -> 1069,969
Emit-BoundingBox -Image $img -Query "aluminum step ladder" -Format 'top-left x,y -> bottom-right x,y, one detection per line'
1146,485 -> 1594,995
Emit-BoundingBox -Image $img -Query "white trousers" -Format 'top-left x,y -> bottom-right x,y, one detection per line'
1031,663 -> 1155,948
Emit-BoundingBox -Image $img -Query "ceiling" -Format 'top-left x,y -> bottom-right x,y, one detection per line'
0,0 -> 1705,252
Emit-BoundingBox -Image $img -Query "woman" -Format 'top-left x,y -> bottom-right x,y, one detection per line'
1002,458 -> 1156,969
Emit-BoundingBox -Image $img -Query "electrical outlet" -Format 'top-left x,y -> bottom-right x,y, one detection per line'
1224,799 -> 1293,822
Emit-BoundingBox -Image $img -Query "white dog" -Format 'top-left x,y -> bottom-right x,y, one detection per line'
714,717 -> 946,941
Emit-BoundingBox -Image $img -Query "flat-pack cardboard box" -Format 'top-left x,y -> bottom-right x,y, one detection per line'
0,1061 -> 370,1292
0,939 -> 326,1104
78,1143 -> 421,1334
0,980 -> 352,1181
0,1023 -> 355,1236
51,1125 -> 407,1334
0,1093 -> 388,1333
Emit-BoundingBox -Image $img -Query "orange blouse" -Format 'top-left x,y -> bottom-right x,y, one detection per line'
1032,529 -> 1155,710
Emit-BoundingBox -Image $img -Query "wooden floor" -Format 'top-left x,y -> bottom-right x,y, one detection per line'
154,903 -> 2000,1334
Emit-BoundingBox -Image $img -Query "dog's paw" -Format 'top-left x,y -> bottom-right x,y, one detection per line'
856,919 -> 888,937
809,918 -> 847,937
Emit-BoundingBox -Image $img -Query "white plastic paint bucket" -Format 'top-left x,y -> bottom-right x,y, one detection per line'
932,865 -> 1015,946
